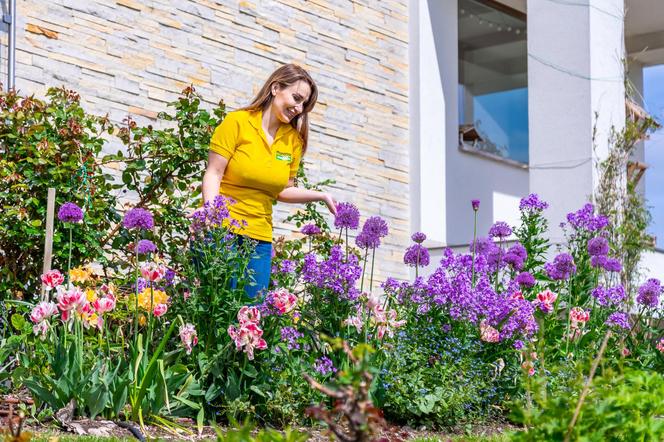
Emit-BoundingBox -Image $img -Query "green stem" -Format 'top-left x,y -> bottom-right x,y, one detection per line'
471,211 -> 477,287
360,248 -> 368,293
67,226 -> 73,286
369,247 -> 376,293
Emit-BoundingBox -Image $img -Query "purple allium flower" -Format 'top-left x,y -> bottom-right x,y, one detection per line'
123,207 -> 154,230
57,202 -> 83,223
404,244 -> 430,267
606,312 -> 630,330
471,199 -> 480,211
591,285 -> 626,307
508,243 -> 528,261
411,232 -> 427,244
566,203 -> 609,232
602,257 -> 622,273
301,223 -> 321,236
519,194 -> 549,213
313,356 -> 337,376
489,221 -> 512,239
470,237 -> 494,255
136,239 -> 157,255
356,231 -> 378,249
516,272 -> 536,288
362,216 -> 388,239
587,237 -> 609,257
280,326 -> 304,350
334,202 -> 360,230
545,253 -> 576,280
279,259 -> 296,273
503,253 -> 524,271
637,278 -> 661,308
301,247 -> 362,299
513,340 -> 525,350
591,255 -> 607,268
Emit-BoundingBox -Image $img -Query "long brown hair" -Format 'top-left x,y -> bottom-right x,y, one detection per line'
242,64 -> 318,153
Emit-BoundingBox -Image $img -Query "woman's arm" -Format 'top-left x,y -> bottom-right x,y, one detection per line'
277,180 -> 337,215
201,151 -> 229,204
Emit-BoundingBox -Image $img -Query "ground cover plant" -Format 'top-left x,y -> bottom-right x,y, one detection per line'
2,86 -> 664,440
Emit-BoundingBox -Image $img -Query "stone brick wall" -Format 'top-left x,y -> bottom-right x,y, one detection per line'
2,0 -> 410,280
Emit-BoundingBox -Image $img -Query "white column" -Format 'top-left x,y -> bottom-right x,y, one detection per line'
409,0 -> 449,245
528,0 -> 626,241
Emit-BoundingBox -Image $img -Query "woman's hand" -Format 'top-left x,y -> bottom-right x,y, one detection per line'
321,192 -> 337,216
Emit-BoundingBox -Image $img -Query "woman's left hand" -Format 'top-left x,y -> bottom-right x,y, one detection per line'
321,192 -> 337,216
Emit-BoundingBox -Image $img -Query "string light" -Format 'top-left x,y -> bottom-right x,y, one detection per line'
459,7 -> 526,36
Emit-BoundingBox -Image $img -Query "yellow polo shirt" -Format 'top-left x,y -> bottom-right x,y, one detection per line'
209,109 -> 303,242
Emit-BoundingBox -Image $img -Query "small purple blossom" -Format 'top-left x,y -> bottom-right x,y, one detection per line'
471,199 -> 480,211
356,231 -> 378,249
301,224 -> 321,236
516,272 -> 536,288
591,285 -> 626,307
637,278 -> 661,308
313,356 -> 337,376
469,237 -> 494,255
566,203 -> 609,232
545,253 -> 576,281
279,259 -> 296,274
587,237 -> 609,257
123,207 -> 154,230
58,202 -> 83,223
404,244 -> 430,267
135,277 -> 148,293
334,202 -> 360,230
411,232 -> 427,244
489,221 -> 512,239
136,239 -> 157,255
519,194 -> 549,213
591,255 -> 607,268
513,340 -> 525,350
280,326 -> 304,350
605,312 -> 630,330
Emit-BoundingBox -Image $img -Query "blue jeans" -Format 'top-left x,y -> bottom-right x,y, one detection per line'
241,238 -> 272,299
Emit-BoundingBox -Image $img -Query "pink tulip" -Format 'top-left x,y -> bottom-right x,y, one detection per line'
656,339 -> 664,353
140,262 -> 167,282
535,289 -> 558,313
153,303 -> 168,317
41,269 -> 65,290
375,309 -> 406,340
237,305 -> 261,325
179,323 -> 198,355
93,296 -> 116,314
269,288 -> 298,314
56,286 -> 87,321
228,322 -> 267,360
30,301 -> 58,324
343,314 -> 364,333
480,321 -> 500,343
569,306 -> 590,324
33,321 -> 49,339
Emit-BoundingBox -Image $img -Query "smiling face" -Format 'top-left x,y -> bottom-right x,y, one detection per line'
270,80 -> 312,124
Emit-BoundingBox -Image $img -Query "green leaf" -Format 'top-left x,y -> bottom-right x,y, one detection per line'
10,314 -> 25,331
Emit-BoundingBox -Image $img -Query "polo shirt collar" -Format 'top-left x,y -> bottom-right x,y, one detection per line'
248,109 -> 296,146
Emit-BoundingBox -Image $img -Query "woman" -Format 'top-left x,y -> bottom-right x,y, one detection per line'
201,64 -> 337,298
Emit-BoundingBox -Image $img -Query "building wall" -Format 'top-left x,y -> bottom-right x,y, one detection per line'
2,0 -> 411,280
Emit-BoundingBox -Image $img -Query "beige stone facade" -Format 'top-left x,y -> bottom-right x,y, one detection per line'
4,0 -> 410,280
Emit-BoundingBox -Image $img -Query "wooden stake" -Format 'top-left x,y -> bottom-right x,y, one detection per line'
41,188 -> 56,300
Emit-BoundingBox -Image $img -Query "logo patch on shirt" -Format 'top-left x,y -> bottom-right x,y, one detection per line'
276,152 -> 292,162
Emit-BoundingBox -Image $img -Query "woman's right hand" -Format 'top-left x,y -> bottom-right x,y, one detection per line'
321,192 -> 337,216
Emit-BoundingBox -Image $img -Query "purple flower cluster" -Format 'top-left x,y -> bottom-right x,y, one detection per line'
280,326 -> 304,350
302,246 -> 362,300
334,202 -> 360,230
565,203 -> 609,232
411,232 -> 427,244
489,221 -> 512,239
404,244 -> 430,267
163,268 -> 176,287
545,253 -> 576,280
470,237 -> 493,255
516,271 -> 536,288
587,237 -> 609,256
590,256 -> 622,273
605,312 -> 630,330
135,277 -> 148,293
58,202 -> 83,223
123,207 -> 154,230
301,223 -> 321,236
591,285 -> 626,307
279,259 -> 296,273
504,243 -> 527,270
519,194 -> 549,213
636,278 -> 662,308
313,356 -> 337,376
190,196 -> 232,233
356,216 -> 389,249
136,239 -> 157,255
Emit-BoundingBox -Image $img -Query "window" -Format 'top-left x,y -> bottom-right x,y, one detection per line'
458,0 -> 528,164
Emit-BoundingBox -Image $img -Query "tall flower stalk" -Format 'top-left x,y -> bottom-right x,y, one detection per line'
57,202 -> 83,287
471,199 -> 480,287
